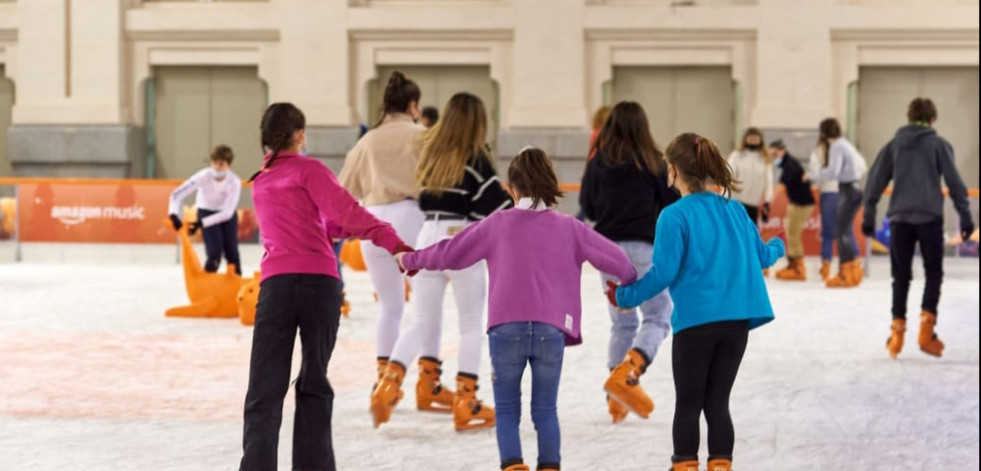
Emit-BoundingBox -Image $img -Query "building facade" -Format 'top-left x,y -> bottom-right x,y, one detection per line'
0,0 -> 976,198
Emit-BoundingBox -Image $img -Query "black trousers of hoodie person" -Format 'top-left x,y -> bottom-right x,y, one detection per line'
890,219 -> 945,320
240,274 -> 342,471
671,320 -> 749,463
198,208 -> 241,275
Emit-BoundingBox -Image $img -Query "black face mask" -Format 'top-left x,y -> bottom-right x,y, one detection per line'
745,144 -> 762,151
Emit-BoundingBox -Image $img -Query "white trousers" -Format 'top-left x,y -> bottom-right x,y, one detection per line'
361,200 -> 427,359
389,219 -> 487,376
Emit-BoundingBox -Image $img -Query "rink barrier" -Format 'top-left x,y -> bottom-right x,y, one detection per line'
0,177 -> 977,263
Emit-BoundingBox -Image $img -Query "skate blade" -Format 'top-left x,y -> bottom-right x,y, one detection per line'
417,402 -> 453,413
604,384 -> 654,419
454,419 -> 495,432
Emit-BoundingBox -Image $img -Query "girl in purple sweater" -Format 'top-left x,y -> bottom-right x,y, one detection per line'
240,103 -> 411,471
396,148 -> 637,471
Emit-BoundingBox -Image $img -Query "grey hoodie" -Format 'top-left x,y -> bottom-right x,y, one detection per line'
864,124 -> 972,227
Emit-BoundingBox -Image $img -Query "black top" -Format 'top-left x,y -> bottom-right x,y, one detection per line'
778,153 -> 816,206
418,152 -> 514,220
579,154 -> 680,243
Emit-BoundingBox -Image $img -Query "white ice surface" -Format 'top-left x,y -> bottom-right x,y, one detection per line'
0,257 -> 977,470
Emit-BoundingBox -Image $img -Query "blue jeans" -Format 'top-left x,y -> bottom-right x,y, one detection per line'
600,241 -> 673,369
488,322 -> 565,469
819,192 -> 839,261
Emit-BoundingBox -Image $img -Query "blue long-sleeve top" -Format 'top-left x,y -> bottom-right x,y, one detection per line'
616,192 -> 784,334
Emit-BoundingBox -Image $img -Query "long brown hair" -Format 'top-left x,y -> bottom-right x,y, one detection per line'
417,92 -> 490,193
376,71 -> 421,126
250,102 -> 305,182
665,133 -> 741,198
818,118 -> 842,168
508,147 -> 563,209
590,101 -> 664,174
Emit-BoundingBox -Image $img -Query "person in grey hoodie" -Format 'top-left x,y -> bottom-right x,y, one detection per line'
863,97 -> 975,360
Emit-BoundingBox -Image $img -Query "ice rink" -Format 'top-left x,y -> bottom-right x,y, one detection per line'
0,257 -> 978,470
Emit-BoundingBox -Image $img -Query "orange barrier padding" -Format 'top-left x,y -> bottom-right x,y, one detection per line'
164,220 -> 258,320
558,183 -> 980,197
237,272 -> 261,326
340,239 -> 367,271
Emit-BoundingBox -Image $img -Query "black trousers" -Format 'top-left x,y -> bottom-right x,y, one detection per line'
198,208 -> 241,275
672,320 -> 749,462
741,203 -> 759,226
240,274 -> 343,471
834,183 -> 863,263
891,219 -> 945,320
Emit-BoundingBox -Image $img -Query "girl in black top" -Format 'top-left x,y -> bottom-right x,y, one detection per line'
580,101 -> 679,424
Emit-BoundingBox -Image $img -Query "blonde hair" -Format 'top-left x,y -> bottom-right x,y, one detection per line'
417,92 -> 490,192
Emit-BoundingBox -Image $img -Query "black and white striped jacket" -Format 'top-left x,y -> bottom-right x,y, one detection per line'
418,152 -> 514,220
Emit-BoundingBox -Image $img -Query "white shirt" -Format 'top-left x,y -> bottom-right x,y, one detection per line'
809,148 -> 839,194
727,150 -> 774,207
168,168 -> 242,227
816,138 -> 867,185
515,197 -> 548,211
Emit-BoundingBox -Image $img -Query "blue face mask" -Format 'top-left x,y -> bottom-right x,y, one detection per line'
210,168 -> 228,180
774,156 -> 784,167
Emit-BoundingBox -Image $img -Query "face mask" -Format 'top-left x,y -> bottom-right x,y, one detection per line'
210,169 -> 228,180
745,144 -> 762,151
774,156 -> 784,167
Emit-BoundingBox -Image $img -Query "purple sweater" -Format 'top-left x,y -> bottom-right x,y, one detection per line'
253,153 -> 403,282
402,207 -> 637,345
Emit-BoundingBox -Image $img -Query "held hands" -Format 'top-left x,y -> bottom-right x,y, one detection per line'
393,243 -> 418,277
605,281 -> 633,314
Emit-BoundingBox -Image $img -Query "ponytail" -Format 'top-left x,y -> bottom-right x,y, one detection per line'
377,71 -> 421,126
250,103 -> 306,183
665,133 -> 741,198
818,118 -> 843,169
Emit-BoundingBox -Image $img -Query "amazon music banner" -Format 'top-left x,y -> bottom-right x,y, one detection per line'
17,182 -> 177,243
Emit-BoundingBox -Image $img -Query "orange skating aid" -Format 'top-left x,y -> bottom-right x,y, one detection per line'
416,357 -> 454,413
370,361 -> 406,428
165,221 -> 249,319
339,239 -> 367,271
918,312 -> 945,358
886,319 -> 906,359
236,271 -> 261,325
604,349 -> 654,419
503,465 -> 530,471
454,374 -> 495,431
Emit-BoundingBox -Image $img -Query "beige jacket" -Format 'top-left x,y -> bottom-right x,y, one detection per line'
339,113 -> 424,206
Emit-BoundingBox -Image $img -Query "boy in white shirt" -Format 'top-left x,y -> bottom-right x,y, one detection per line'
168,145 -> 243,275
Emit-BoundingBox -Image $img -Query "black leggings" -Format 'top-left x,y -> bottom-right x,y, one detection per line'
672,320 -> 749,462
240,274 -> 342,471
891,219 -> 945,320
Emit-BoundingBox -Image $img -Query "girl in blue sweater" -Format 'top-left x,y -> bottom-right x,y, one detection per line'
607,133 -> 784,471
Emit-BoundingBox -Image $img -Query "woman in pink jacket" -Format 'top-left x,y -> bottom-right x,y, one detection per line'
239,103 -> 412,471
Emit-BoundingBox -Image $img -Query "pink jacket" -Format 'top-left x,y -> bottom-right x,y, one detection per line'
252,152 -> 403,281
